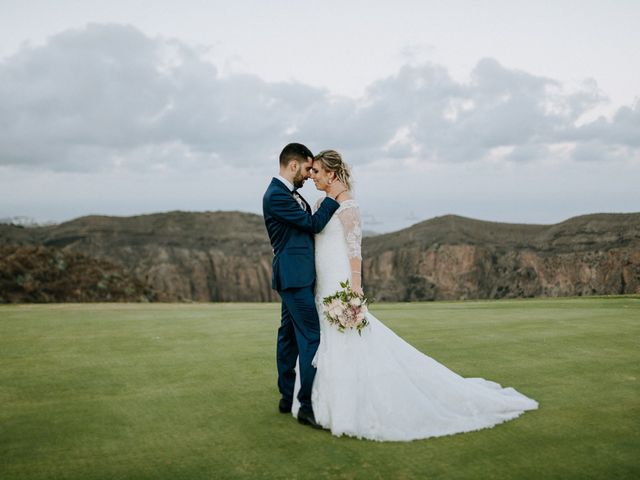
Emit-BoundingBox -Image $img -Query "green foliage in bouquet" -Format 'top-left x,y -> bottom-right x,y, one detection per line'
322,279 -> 369,335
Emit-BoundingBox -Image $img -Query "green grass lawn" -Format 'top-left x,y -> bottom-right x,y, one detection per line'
1,297 -> 638,479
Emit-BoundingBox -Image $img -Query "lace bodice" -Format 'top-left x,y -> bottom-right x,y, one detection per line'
312,197 -> 362,300
314,198 -> 362,260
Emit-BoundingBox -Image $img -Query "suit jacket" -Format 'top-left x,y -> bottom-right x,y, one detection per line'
263,178 -> 339,290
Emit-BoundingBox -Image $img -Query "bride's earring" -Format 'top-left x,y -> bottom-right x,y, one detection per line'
328,179 -> 333,185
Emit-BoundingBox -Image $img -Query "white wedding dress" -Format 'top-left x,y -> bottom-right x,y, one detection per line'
292,199 -> 538,441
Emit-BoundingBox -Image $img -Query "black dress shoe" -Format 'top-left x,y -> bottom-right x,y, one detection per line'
279,398 -> 292,414
297,409 -> 322,429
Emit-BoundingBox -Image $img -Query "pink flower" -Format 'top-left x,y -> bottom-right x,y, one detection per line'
322,279 -> 370,334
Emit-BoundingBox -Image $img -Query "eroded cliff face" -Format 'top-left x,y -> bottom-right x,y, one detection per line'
363,245 -> 640,301
0,211 -> 279,302
134,247 -> 276,302
1,211 -> 638,302
362,212 -> 640,301
0,244 -> 156,302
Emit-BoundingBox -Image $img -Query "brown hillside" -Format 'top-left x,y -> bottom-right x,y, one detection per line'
1,210 -> 638,302
0,211 -> 275,302
0,245 -> 156,303
363,213 -> 640,301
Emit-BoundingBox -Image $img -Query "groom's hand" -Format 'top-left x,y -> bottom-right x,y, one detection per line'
326,180 -> 347,200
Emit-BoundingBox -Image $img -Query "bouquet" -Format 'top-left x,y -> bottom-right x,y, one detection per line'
322,280 -> 369,335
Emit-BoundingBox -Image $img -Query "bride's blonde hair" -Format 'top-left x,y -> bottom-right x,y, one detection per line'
313,150 -> 352,190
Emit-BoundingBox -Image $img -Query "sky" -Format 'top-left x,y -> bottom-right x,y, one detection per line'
1,0 -> 638,232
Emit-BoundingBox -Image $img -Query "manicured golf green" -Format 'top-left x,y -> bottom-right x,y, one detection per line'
1,297 -> 638,479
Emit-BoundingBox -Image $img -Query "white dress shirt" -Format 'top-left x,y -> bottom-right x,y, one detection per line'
275,175 -> 294,192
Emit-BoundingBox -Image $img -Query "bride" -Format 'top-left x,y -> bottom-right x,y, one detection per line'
291,149 -> 539,441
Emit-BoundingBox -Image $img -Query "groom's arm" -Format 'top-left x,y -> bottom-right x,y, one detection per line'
265,189 -> 339,234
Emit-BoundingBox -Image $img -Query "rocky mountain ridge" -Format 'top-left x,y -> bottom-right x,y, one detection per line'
1,210 -> 638,302
364,213 -> 639,300
0,244 -> 156,303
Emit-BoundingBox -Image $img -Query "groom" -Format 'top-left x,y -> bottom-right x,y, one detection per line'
262,143 -> 346,429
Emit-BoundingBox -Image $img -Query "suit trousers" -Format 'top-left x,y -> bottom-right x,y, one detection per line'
277,285 -> 320,413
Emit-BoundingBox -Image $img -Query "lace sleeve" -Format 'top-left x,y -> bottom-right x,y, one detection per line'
337,201 -> 362,260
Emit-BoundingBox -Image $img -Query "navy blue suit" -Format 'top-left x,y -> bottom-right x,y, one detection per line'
262,178 -> 339,412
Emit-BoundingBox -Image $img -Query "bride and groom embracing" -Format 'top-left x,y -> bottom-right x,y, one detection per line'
262,143 -> 538,441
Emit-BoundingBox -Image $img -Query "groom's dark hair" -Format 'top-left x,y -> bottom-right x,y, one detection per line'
279,143 -> 313,167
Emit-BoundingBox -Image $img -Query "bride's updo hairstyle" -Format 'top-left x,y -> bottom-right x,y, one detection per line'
313,150 -> 353,191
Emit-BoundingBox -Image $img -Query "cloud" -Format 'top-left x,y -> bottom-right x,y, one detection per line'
0,23 -> 638,173
0,23 -> 325,172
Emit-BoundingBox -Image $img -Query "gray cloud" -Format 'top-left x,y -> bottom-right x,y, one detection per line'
0,23 -> 326,172
573,102 -> 640,147
0,24 -> 638,173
